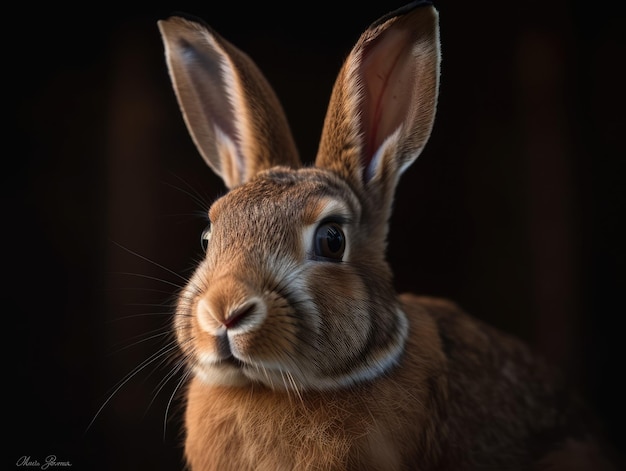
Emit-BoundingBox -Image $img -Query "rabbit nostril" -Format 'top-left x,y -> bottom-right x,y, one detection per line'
223,302 -> 257,329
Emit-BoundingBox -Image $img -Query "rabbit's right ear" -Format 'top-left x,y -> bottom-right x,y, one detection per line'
158,16 -> 301,189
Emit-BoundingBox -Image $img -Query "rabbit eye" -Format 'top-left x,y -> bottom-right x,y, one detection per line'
314,222 -> 345,261
200,224 -> 212,252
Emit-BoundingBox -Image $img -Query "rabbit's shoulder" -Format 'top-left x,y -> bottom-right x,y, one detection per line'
401,293 -> 615,469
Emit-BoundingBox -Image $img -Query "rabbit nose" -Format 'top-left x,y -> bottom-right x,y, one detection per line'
197,297 -> 265,333
196,276 -> 266,333
222,300 -> 261,329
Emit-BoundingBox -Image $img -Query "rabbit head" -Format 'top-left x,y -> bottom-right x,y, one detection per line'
158,0 -> 440,392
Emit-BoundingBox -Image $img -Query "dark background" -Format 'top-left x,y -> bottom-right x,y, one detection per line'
8,1 -> 625,469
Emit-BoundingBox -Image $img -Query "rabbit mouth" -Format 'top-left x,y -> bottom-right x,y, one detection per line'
193,349 -> 304,391
215,330 -> 240,364
201,330 -> 301,389
218,353 -> 244,368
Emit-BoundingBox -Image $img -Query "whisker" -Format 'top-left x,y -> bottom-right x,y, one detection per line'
279,370 -> 290,397
112,271 -> 184,290
110,240 -> 190,284
163,172 -> 214,212
107,286 -> 182,297
105,312 -> 173,324
125,302 -> 176,308
286,371 -> 304,404
106,329 -> 172,356
144,348 -> 186,416
86,341 -> 182,432
163,364 -> 193,440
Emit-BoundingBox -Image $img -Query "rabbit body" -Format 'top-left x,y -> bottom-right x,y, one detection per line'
158,2 -> 617,469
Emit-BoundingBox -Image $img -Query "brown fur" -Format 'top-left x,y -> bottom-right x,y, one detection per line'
183,296 -> 445,470
158,2 -> 618,470
183,295 -> 613,470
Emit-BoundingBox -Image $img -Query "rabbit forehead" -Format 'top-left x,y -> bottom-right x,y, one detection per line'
208,167 -> 362,226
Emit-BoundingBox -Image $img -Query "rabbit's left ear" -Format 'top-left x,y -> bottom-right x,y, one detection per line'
158,16 -> 301,189
315,1 -> 440,208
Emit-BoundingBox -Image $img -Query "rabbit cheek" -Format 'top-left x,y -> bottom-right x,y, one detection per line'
307,266 -> 372,371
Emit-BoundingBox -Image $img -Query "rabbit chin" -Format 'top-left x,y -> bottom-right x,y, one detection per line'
192,308 -> 409,392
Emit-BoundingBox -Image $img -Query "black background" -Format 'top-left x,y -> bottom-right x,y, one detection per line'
8,1 -> 625,469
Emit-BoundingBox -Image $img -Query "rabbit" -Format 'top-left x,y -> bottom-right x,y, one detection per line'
157,1 -> 618,470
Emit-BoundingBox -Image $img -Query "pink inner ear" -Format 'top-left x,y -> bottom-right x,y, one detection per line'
360,28 -> 415,178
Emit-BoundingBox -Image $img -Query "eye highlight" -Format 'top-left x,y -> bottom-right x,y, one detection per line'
314,222 -> 346,261
200,223 -> 212,252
